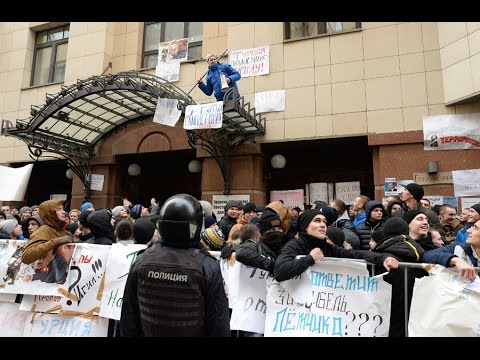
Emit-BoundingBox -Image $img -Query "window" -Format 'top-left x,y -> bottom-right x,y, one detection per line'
143,22 -> 203,68
31,24 -> 69,86
284,22 -> 361,40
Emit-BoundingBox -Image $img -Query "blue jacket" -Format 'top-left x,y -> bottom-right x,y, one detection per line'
198,62 -> 241,101
422,241 -> 478,268
454,223 -> 472,244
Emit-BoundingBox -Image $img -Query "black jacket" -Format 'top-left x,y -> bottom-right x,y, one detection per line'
273,233 -> 391,282
236,239 -> 278,273
120,241 -> 230,337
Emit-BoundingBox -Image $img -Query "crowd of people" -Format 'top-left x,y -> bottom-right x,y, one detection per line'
1,182 -> 479,337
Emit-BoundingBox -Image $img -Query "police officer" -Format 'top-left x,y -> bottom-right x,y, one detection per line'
120,193 -> 230,336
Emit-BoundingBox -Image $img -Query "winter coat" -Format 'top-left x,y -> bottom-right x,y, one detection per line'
22,200 -> 69,265
198,62 -> 241,101
273,232 -> 391,282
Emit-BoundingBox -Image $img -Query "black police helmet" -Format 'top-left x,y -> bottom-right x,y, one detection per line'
158,193 -> 203,243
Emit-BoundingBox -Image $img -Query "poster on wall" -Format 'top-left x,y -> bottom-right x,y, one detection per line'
230,45 -> 269,78
158,38 -> 189,63
270,189 -> 304,209
423,113 -> 480,150
212,195 -> 250,219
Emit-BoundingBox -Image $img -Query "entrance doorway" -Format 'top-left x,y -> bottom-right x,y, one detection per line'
262,136 -> 374,202
116,149 -> 201,208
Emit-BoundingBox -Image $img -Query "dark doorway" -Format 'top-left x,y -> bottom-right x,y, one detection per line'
11,160 -> 72,207
262,136 -> 374,201
117,149 -> 201,207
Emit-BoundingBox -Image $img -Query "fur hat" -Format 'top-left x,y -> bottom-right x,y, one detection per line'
111,206 -> 125,217
259,210 -> 281,234
402,209 -> 425,225
199,226 -> 225,251
383,217 -> 409,238
405,183 -> 424,202
0,219 -> 18,236
326,227 -> 345,246
80,202 -> 94,212
133,218 -> 156,245
471,203 -> 480,215
130,204 -> 143,220
243,202 -> 257,214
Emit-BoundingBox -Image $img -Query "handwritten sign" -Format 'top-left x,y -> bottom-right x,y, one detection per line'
155,62 -> 180,82
90,174 -> 104,192
0,302 -> 29,336
336,181 -> 361,203
184,102 -> 223,130
212,195 -> 250,220
153,98 -> 182,127
264,260 -> 392,337
99,243 -> 146,320
230,45 -> 269,78
254,90 -> 285,113
452,169 -> 480,197
270,189 -> 304,209
23,313 -> 108,337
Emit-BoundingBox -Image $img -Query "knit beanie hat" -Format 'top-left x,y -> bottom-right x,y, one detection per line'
111,206 -> 125,217
243,202 -> 257,214
66,221 -> 78,235
326,227 -> 345,246
318,205 -> 339,226
0,219 -> 18,236
80,202 -> 94,212
471,203 -> 480,215
402,209 -> 425,225
383,217 -> 409,238
78,211 -> 91,227
19,206 -> 31,215
298,209 -> 323,233
224,200 -> 240,213
199,226 -> 225,251
133,218 -> 156,245
371,230 -> 385,243
130,204 -> 143,220
204,215 -> 216,229
405,183 -> 424,202
258,210 -> 281,234
28,215 -> 44,227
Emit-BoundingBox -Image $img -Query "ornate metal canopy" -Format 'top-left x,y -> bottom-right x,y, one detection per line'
187,87 -> 265,194
1,71 -> 265,198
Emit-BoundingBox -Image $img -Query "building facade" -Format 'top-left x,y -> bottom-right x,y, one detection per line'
1,22 -> 480,209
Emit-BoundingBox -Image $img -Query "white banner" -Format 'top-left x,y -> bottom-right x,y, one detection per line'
462,197 -> 480,209
308,183 -> 328,204
0,302 -> 29,336
230,263 -> 274,333
23,313 -> 108,337
90,174 -> 104,191
423,113 -> 480,150
184,102 -> 223,130
452,169 -> 480,197
264,260 -> 392,337
230,45 -> 269,78
335,181 -> 361,204
254,90 -> 285,113
409,265 -> 480,336
99,243 -> 147,320
270,189 -> 304,209
155,61 -> 180,82
0,240 -> 75,296
0,164 -> 33,201
153,98 -> 182,127
212,195 -> 250,220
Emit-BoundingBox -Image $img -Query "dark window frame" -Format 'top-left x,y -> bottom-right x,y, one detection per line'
31,24 -> 70,86
142,22 -> 202,68
284,22 -> 362,41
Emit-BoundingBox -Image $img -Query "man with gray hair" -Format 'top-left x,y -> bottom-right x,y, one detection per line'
197,54 -> 241,101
